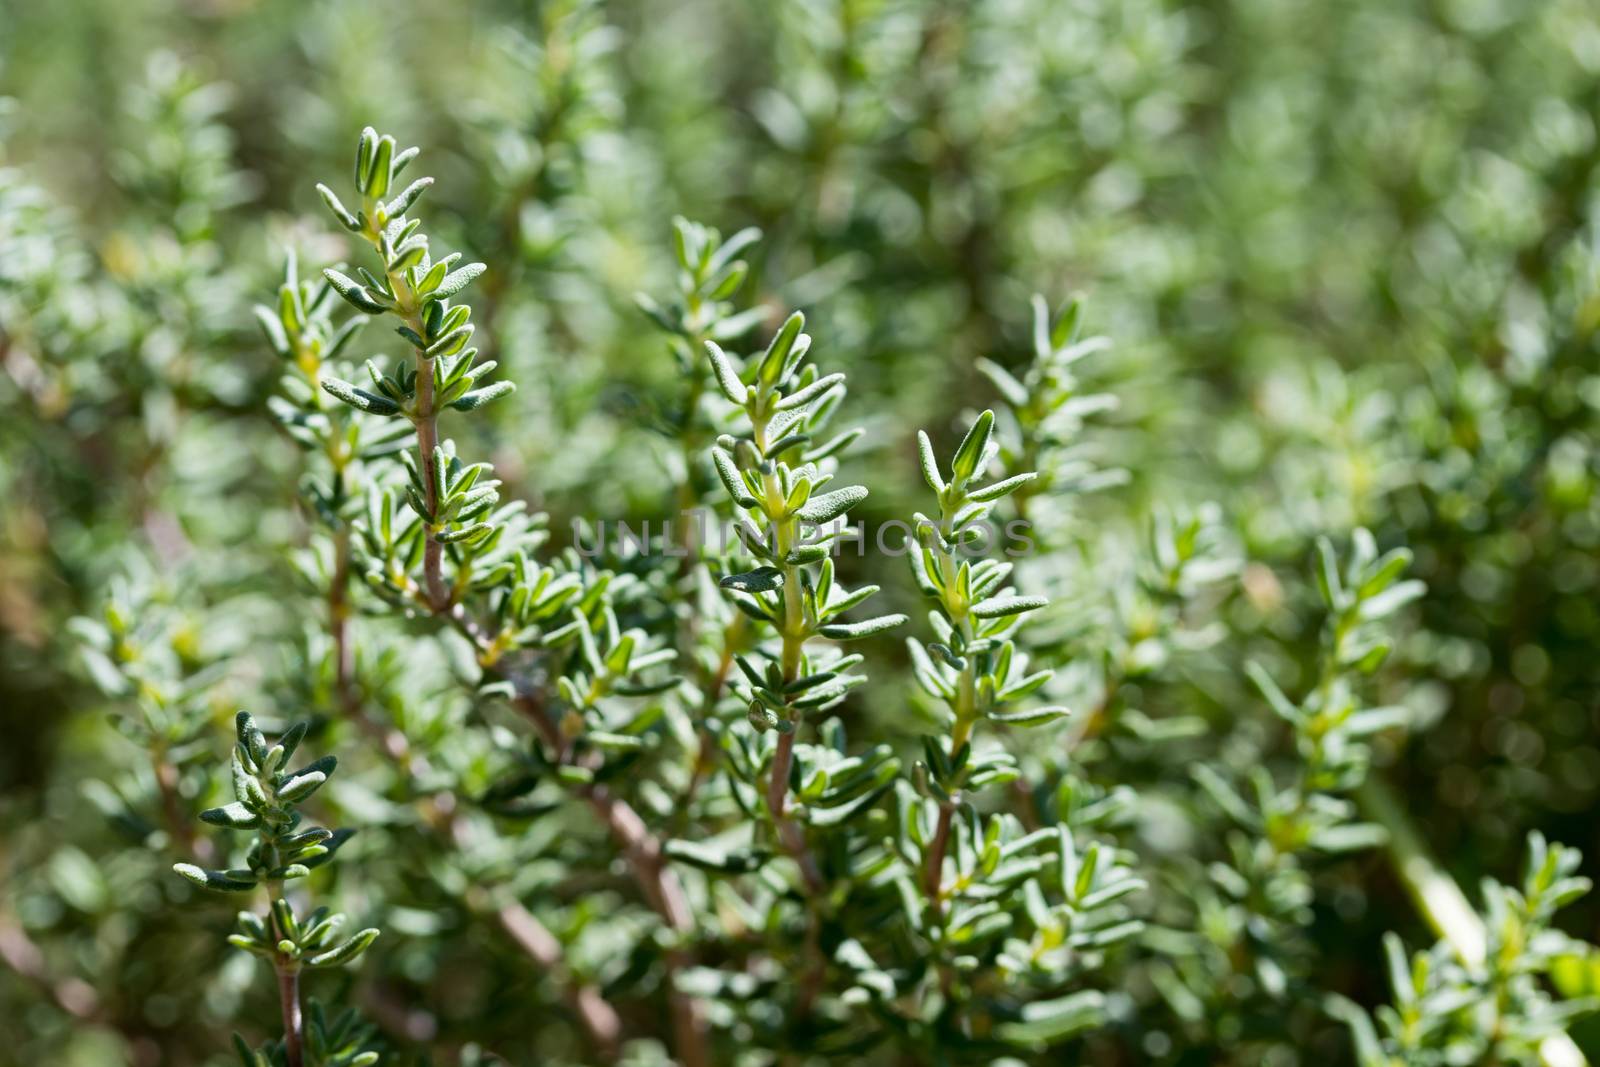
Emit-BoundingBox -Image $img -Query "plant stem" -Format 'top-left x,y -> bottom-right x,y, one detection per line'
276,960 -> 303,1067
0,916 -> 100,1020
768,730 -> 797,822
413,351 -> 447,611
748,394 -> 824,891
329,524 -> 357,711
922,510 -> 976,921
495,897 -> 622,1060
674,349 -> 706,572
924,802 -> 954,911
1357,777 -> 1588,1067
511,689 -> 710,1067
1356,778 -> 1485,965
680,615 -> 744,815
152,748 -> 210,863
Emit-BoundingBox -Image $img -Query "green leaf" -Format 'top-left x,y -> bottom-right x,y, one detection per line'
760,432 -> 807,460
432,262 -> 486,300
720,567 -> 784,593
385,176 -> 433,218
448,380 -> 515,412
664,839 -> 770,873
307,928 -> 379,967
277,771 -> 328,803
1551,950 -> 1600,999
254,304 -> 290,355
818,615 -> 907,640
967,471 -> 1037,503
712,448 -> 758,508
975,358 -> 1029,407
707,226 -> 761,276
950,410 -> 995,484
322,377 -> 402,416
804,428 -> 863,462
1314,536 -> 1342,608
971,595 -> 1047,619
1358,579 -> 1426,620
174,864 -> 257,893
1309,823 -> 1388,853
774,372 -> 844,412
322,269 -> 389,314
807,783 -> 892,826
704,340 -> 747,404
989,706 -> 1070,727
797,485 -> 866,524
1244,661 -> 1299,723
301,828 -> 356,871
917,431 -> 945,493
705,260 -> 748,300
424,324 -> 474,357
758,311 -> 806,385
200,803 -> 261,829
316,185 -> 360,231
364,135 -> 394,198
995,991 -> 1105,1046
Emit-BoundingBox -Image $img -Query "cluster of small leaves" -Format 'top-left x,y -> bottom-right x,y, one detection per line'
71,574 -> 224,753
636,218 -> 765,356
826,401 -> 1145,1050
173,713 -> 356,894
541,585 -> 685,761
310,129 -> 532,597
174,713 -> 379,1064
0,164 -> 132,412
908,409 -> 1063,754
705,311 -> 903,733
978,295 -> 1124,527
870,779 -> 1145,1052
1200,531 -> 1422,859
707,716 -> 900,838
316,128 -> 511,415
257,252 -> 408,527
1091,503 -> 1237,727
67,570 -> 241,858
114,52 -> 255,241
1171,532 -> 1422,1019
637,217 -> 769,542
1336,833 -> 1597,1066
232,1002 -> 379,1067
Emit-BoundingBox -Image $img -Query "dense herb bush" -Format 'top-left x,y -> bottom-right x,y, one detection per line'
3,1 -> 1600,1065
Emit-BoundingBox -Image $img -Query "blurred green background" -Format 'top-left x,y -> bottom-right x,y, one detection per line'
3,0 -> 1599,1063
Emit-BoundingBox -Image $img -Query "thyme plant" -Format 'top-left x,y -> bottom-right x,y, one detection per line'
7,5 -> 1600,1061
174,713 -> 379,1067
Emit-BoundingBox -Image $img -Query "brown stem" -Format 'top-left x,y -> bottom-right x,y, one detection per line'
330,526 -> 357,712
276,961 -> 303,1067
153,752 -> 212,864
1010,778 -> 1040,832
393,399 -> 706,1065
329,533 -> 427,768
924,802 -> 954,919
0,917 -> 100,1019
768,732 -> 824,892
513,693 -> 709,1067
497,900 -> 622,1059
414,354 -> 447,612
681,615 -> 745,815
766,685 -> 826,1015
768,731 -> 797,825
